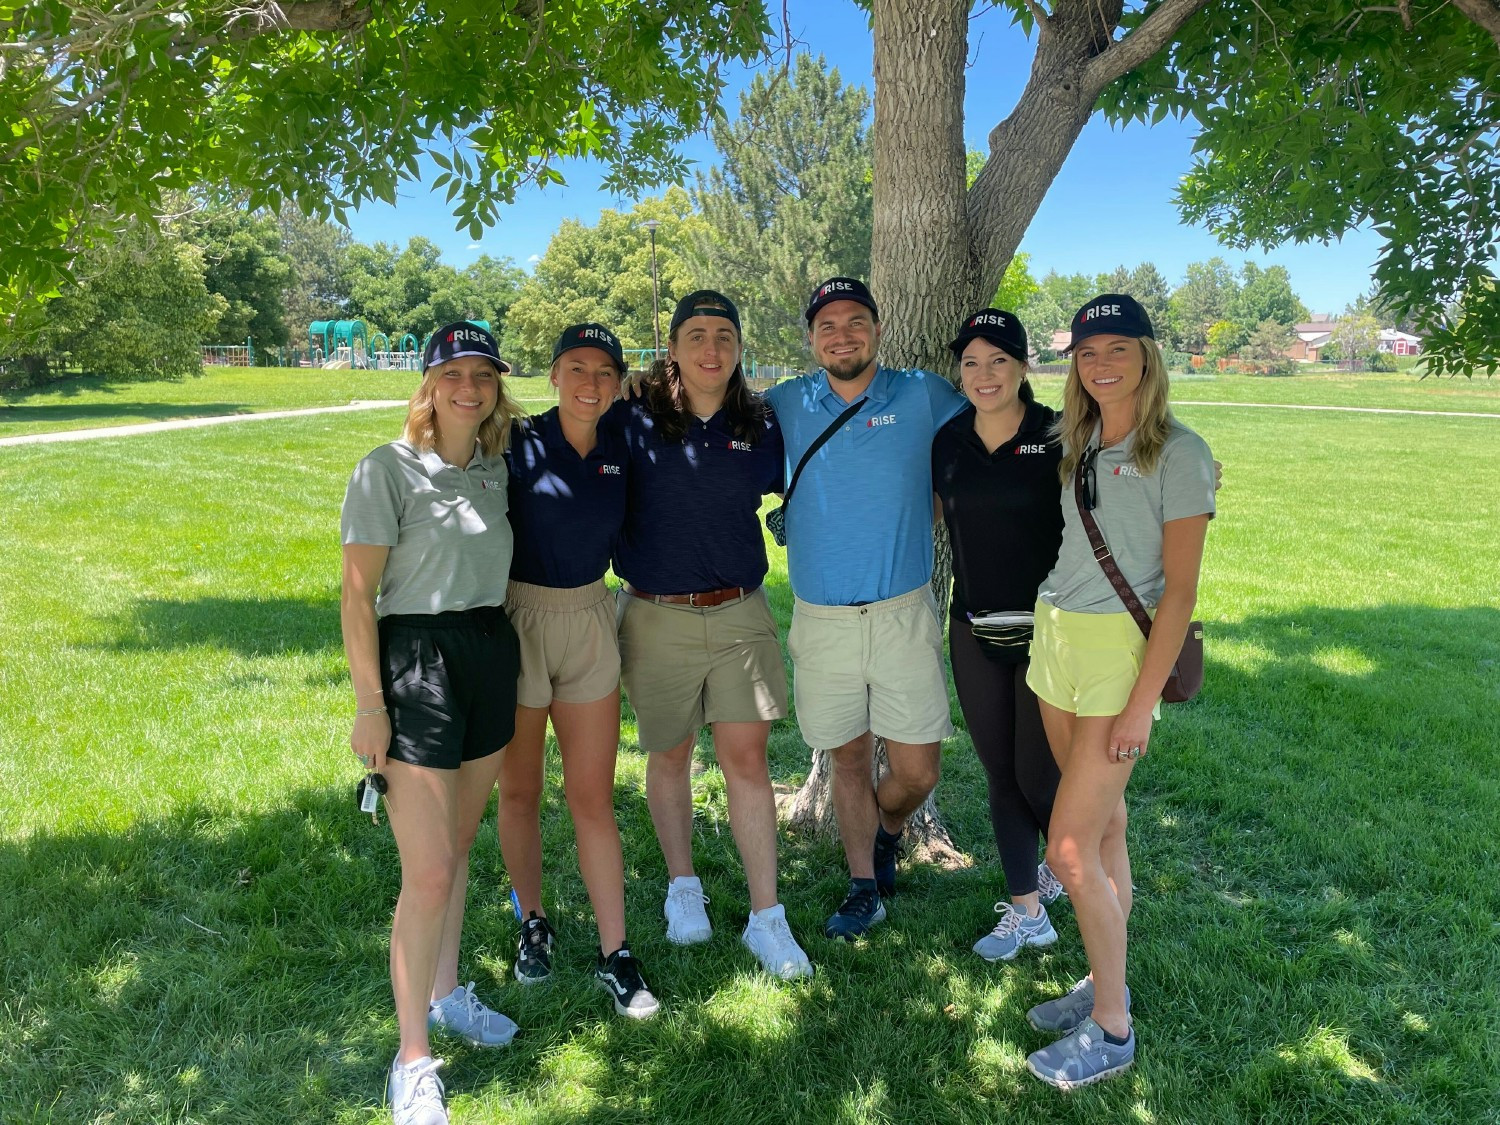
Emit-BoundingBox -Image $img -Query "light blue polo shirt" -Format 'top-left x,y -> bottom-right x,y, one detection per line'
766,366 -> 966,606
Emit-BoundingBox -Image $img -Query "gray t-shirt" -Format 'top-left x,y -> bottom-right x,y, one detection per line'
1039,419 -> 1215,614
340,440 -> 514,617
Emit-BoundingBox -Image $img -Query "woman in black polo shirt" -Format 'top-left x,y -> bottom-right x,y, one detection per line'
340,322 -> 525,1125
932,309 -> 1066,964
496,323 -> 657,1020
613,290 -> 812,981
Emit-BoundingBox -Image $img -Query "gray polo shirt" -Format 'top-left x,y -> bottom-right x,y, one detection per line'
1039,419 -> 1215,614
340,440 -> 514,617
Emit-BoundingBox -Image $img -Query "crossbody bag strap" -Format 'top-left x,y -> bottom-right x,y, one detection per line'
1073,454 -> 1154,641
782,396 -> 867,504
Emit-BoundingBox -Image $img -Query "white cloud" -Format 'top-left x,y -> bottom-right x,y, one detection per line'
527,254 -> 541,264
467,241 -> 482,250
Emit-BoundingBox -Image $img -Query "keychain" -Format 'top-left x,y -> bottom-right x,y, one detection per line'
356,771 -> 388,825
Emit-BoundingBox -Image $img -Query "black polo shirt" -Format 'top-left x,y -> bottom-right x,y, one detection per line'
932,401 -> 1064,628
611,398 -> 784,595
505,407 -> 628,588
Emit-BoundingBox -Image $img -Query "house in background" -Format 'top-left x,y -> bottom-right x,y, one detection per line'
1378,328 -> 1423,356
1288,317 -> 1337,362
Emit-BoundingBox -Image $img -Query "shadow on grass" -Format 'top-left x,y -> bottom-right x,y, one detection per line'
100,596 -> 342,657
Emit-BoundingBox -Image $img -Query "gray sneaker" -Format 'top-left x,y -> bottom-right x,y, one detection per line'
1026,1016 -> 1135,1089
972,903 -> 1057,962
387,1055 -> 448,1125
1026,977 -> 1131,1033
428,982 -> 518,1047
1037,862 -> 1066,906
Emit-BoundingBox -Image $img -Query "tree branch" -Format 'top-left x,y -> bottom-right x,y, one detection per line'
273,0 -> 372,32
1449,0 -> 1500,52
1083,0 -> 1208,88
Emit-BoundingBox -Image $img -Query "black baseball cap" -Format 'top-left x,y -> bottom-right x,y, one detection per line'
552,322 -> 625,371
805,276 -> 879,324
948,308 -> 1028,363
423,321 -> 511,373
669,290 -> 741,335
1065,294 -> 1154,353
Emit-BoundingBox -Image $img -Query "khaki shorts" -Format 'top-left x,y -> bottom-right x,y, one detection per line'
1025,599 -> 1161,720
788,586 -> 955,749
506,579 -> 620,709
616,586 -> 788,753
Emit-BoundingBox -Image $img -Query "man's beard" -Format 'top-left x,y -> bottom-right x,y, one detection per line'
822,349 -> 875,382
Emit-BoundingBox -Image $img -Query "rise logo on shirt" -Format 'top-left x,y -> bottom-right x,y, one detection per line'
727,440 -> 752,451
1015,444 -> 1047,455
481,479 -> 505,489
598,464 -> 622,475
867,414 -> 897,427
1113,464 -> 1142,477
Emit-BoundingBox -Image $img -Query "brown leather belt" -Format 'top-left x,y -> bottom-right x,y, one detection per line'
625,583 -> 755,608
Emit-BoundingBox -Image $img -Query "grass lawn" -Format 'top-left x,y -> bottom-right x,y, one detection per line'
0,366 -> 559,439
2,395 -> 1498,1122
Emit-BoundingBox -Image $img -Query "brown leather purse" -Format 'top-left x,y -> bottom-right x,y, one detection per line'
1073,457 -> 1204,703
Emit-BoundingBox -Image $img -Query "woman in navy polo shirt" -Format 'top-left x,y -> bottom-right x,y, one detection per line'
496,323 -> 658,1020
932,308 -> 1067,965
613,290 -> 813,980
341,322 -> 525,1125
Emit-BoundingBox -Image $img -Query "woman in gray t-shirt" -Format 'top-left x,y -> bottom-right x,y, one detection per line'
1021,295 -> 1215,1090
340,322 -> 527,1124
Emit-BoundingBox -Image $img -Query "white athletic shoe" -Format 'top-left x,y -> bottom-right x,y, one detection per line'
972,902 -> 1058,962
428,982 -> 518,1047
664,875 -> 712,944
387,1055 -> 447,1125
1038,862 -> 1067,906
741,904 -> 814,979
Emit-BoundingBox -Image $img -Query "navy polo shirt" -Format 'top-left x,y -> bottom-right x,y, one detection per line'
766,366 -> 966,606
504,407 -> 628,588
610,398 -> 784,594
932,401 -> 1064,632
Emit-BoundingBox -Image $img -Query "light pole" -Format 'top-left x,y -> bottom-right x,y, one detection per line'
642,219 -> 662,358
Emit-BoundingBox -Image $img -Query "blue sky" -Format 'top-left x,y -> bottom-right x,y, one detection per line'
345,3 -> 1379,318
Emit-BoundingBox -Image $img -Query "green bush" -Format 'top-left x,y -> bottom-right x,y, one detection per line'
1367,351 -> 1399,372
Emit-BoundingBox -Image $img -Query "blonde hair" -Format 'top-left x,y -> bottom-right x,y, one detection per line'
403,360 -> 526,458
1056,335 -> 1173,484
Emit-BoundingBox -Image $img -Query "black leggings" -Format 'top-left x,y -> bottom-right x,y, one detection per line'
949,616 -> 1060,897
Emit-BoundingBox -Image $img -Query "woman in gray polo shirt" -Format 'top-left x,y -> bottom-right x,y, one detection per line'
1020,295 -> 1215,1090
340,322 -> 526,1125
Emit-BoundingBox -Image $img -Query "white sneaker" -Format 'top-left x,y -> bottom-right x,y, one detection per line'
741,904 -> 814,979
387,1055 -> 447,1125
428,982 -> 518,1047
664,875 -> 712,944
972,902 -> 1058,962
1038,862 -> 1067,905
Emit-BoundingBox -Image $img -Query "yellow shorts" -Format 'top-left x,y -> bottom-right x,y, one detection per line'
506,579 -> 620,709
1025,600 -> 1161,720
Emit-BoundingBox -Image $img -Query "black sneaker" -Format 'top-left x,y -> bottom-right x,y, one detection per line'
514,912 -> 555,984
824,881 -> 887,941
594,944 -> 660,1020
873,826 -> 903,898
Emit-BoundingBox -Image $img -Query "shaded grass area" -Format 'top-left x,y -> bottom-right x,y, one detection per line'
0,366 -> 558,438
2,406 -> 1498,1122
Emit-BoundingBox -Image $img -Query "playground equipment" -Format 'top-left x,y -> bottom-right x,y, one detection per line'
201,338 -> 253,367
367,330 -> 422,371
309,320 -> 370,369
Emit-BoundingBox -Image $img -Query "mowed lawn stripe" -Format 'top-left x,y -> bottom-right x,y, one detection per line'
1,405 -> 1495,1123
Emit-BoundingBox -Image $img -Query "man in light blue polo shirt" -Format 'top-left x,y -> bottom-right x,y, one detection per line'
765,277 -> 967,940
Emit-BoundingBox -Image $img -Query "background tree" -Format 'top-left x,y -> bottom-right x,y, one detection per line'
1125,261 -> 1174,348
183,202 -> 293,349
693,53 -> 873,365
1169,257 -> 1239,354
506,190 -> 706,372
1331,303 -> 1381,371
1229,263 -> 1308,339
279,208 -> 354,343
1241,318 -> 1296,373
28,230 -> 226,382
0,0 -> 770,328
341,238 -> 524,344
1206,319 -> 1243,360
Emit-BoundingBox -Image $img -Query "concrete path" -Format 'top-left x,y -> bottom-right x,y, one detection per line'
0,400 -> 408,447
1176,400 -> 1500,419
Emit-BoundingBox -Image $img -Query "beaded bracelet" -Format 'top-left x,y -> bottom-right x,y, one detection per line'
355,706 -> 388,717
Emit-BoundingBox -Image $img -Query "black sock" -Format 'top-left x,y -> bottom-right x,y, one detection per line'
851,876 -> 878,893
1101,1026 -> 1131,1046
876,824 -> 902,844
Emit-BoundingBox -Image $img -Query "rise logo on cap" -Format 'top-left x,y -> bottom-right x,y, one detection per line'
947,306 -> 1028,362
805,276 -> 879,324
1064,293 -> 1154,353
424,321 -> 510,373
